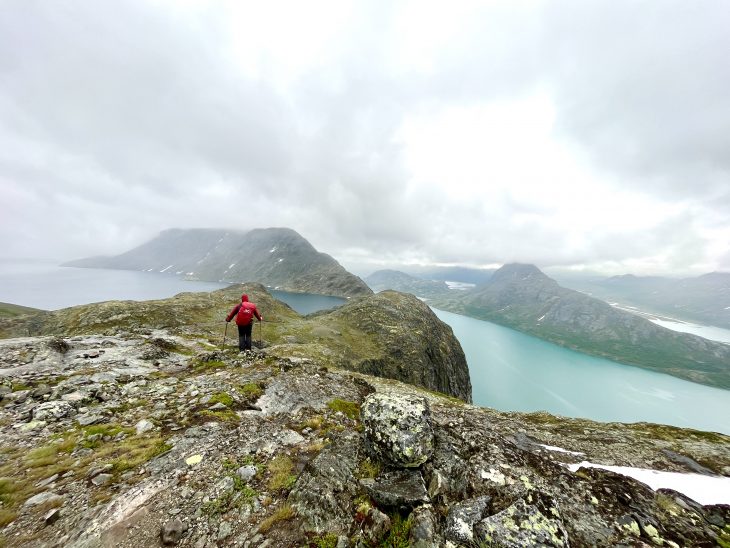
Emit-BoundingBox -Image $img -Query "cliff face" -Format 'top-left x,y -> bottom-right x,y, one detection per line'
63,227 -> 372,299
432,263 -> 730,389
321,290 -> 472,403
0,328 -> 727,547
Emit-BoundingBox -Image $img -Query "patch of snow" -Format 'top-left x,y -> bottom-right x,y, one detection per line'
445,281 -> 476,290
537,444 -> 584,456
725,306 -> 730,310
269,247 -> 277,253
175,271 -> 182,275
537,314 -> 546,322
159,265 -> 174,273
186,272 -> 194,276
229,263 -> 236,269
567,461 -> 730,505
278,258 -> 284,262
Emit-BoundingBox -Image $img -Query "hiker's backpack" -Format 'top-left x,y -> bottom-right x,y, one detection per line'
235,303 -> 255,326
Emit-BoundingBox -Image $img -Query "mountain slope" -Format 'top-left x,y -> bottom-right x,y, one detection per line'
432,264 -> 730,389
365,269 -> 450,299
64,227 -> 372,299
559,272 -> 730,329
0,302 -> 42,318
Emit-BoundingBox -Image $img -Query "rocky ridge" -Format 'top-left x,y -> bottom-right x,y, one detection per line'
64,228 -> 372,299
0,285 -> 470,403
0,328 -> 728,547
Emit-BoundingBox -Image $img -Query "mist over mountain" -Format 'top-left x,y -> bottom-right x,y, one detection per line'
558,272 -> 730,329
431,264 -> 730,389
365,270 -> 450,299
64,228 -> 371,299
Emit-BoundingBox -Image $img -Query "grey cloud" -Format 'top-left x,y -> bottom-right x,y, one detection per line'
0,1 -> 728,274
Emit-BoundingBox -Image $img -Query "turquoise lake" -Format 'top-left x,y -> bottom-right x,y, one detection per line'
1,261 -> 728,434
432,308 -> 730,435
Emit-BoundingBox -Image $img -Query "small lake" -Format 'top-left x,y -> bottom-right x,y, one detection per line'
1,261 -> 728,434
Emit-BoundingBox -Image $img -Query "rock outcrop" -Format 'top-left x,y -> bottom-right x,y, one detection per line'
321,290 -> 472,402
0,329 -> 728,547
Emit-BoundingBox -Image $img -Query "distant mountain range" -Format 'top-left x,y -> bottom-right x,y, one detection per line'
64,228 -> 372,299
557,272 -> 730,329
431,264 -> 730,389
365,269 -> 451,299
398,265 -> 496,285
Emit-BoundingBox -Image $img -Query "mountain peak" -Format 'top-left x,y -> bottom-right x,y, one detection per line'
490,263 -> 551,284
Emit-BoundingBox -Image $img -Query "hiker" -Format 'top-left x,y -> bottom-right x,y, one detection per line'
225,294 -> 262,351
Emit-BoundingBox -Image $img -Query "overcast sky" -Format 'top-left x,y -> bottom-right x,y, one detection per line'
1,0 -> 729,276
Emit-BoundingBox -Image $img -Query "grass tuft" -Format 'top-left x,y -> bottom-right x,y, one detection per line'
381,513 -> 411,548
267,455 -> 297,491
0,509 -> 17,527
258,504 -> 295,533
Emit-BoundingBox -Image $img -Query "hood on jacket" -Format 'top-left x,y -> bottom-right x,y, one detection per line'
241,294 -> 249,302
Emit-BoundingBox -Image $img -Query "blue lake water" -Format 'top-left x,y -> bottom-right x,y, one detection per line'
432,308 -> 730,435
0,261 -> 344,315
1,261 -> 728,434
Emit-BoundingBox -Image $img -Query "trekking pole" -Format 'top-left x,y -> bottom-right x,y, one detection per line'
258,320 -> 262,348
222,322 -> 228,350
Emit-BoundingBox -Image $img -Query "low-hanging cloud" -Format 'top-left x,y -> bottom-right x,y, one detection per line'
1,0 -> 728,276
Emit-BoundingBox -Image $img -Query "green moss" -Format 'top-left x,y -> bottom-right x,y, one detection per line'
326,398 -> 360,420
312,532 -> 338,548
209,392 -> 234,407
237,382 -> 264,399
718,525 -> 730,548
192,359 -> 226,371
198,409 -> 240,423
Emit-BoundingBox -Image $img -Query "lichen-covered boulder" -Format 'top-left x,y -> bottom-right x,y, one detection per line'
359,469 -> 429,509
287,432 -> 361,534
33,400 -> 75,421
361,392 -> 434,467
474,498 -> 569,547
444,495 -> 492,544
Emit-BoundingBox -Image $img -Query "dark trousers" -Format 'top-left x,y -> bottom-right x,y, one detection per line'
237,323 -> 253,351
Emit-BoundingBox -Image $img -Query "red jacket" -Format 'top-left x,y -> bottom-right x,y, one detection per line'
226,294 -> 262,326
